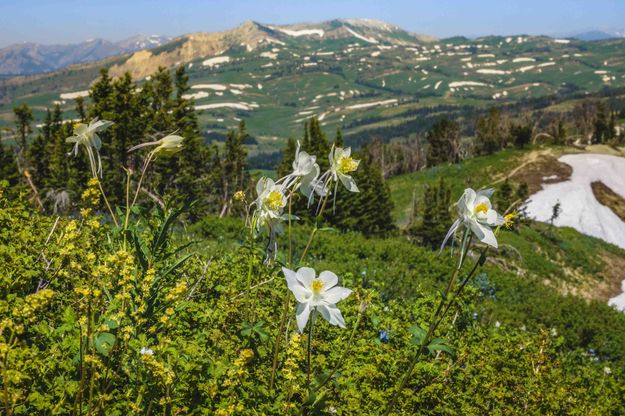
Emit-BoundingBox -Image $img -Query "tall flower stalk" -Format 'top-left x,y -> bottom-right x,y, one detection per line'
66,119 -> 118,226
383,188 -> 506,415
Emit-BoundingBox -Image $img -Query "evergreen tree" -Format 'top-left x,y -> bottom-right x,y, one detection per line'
219,121 -> 248,216
172,66 -> 213,214
277,137 -> 297,178
475,107 -> 506,155
329,146 -> 395,236
426,117 -> 460,167
75,96 -> 86,121
335,128 -> 344,147
406,177 -> 452,249
28,110 -> 51,188
510,123 -> 532,149
0,133 -> 18,185
496,178 -> 514,212
13,103 -> 33,150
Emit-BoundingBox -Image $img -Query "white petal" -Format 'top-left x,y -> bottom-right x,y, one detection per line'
296,267 -> 316,287
471,221 -> 498,248
283,267 -> 310,303
475,195 -> 492,209
486,209 -> 504,226
458,188 -> 476,214
325,304 -> 347,328
296,302 -> 311,333
477,188 -> 495,198
323,286 -> 352,304
318,270 -> 338,289
338,173 -> 359,192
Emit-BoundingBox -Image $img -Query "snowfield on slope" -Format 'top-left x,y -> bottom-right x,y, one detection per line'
523,153 -> 625,310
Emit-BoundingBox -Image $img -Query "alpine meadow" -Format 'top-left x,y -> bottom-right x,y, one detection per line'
2,2 -> 625,415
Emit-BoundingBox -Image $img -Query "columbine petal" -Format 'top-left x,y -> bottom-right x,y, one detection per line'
338,173 -> 359,193
283,267 -> 310,303
323,286 -> 352,304
325,304 -> 347,328
477,188 -> 495,198
486,209 -> 504,226
318,270 -> 338,290
473,221 -> 498,248
296,267 -> 316,287
296,302 -> 311,333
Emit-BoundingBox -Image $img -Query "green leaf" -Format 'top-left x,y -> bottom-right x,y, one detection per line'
409,325 -> 427,346
427,338 -> 455,358
95,332 -> 116,356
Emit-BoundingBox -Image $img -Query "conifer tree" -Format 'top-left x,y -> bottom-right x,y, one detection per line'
219,121 -> 248,216
28,110 -> 51,188
0,133 -> 18,185
277,137 -> 297,178
330,147 -> 395,236
426,117 -> 460,166
13,103 -> 33,150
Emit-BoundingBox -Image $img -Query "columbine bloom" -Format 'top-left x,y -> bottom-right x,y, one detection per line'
66,118 -> 113,177
441,188 -> 505,251
281,141 -> 320,199
282,266 -> 352,333
127,134 -> 184,156
253,177 -> 288,259
329,146 -> 360,192
254,177 -> 287,228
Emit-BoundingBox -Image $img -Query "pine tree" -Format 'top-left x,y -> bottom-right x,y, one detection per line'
497,178 -> 514,212
329,147 -> 395,236
475,107 -> 506,155
172,66 -> 213,214
277,137 -> 297,178
426,117 -> 460,166
28,109 -> 51,188
13,103 -> 33,150
219,121 -> 248,216
0,133 -> 18,185
335,128 -> 344,147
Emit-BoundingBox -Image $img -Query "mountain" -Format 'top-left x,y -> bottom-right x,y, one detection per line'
568,30 -> 625,41
104,19 -> 435,79
1,19 -> 625,148
0,34 -> 171,76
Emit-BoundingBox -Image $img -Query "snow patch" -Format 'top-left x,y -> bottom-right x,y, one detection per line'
345,27 -> 378,44
60,90 -> 90,100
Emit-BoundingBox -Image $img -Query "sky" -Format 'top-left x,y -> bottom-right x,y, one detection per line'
1,0 -> 624,47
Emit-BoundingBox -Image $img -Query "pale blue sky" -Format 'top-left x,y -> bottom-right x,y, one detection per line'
1,0 -> 624,47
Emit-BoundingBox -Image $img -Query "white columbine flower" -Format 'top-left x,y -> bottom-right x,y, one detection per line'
282,266 -> 352,333
254,177 -> 287,227
277,141 -> 320,200
127,134 -> 185,156
441,188 -> 505,251
253,177 -> 288,260
66,118 -> 113,177
329,145 -> 359,192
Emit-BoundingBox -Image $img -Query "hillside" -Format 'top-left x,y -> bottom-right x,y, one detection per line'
2,19 -> 625,153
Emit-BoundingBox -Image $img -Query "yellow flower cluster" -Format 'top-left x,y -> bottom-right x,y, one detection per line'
222,349 -> 254,387
59,220 -> 80,256
165,279 -> 187,302
81,178 -> 101,214
13,289 -> 55,323
142,353 -> 175,386
282,333 -> 304,382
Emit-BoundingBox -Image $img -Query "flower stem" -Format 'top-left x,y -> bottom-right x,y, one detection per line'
124,151 -> 154,233
383,231 -> 476,415
314,303 -> 364,392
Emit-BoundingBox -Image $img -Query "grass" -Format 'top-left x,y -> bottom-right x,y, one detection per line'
386,148 -> 529,224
